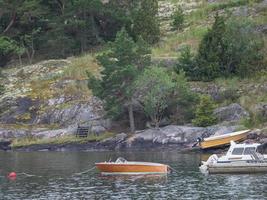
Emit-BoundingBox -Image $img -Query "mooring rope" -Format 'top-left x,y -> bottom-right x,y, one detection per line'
17,172 -> 43,178
168,166 -> 180,174
72,166 -> 96,176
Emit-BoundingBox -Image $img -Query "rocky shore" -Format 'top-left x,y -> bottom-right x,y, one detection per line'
1,124 -> 266,152
0,60 -> 266,152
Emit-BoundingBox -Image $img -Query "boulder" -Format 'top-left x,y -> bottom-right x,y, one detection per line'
0,128 -> 28,139
34,97 -> 110,134
32,127 -> 76,139
254,103 -> 267,120
214,103 -> 249,122
125,125 -> 239,148
100,133 -> 127,149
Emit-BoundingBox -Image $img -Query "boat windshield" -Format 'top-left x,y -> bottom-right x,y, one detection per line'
231,147 -> 257,155
232,148 -> 244,155
243,147 -> 256,155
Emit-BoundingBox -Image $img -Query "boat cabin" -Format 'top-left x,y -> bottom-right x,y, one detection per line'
226,142 -> 260,156
218,141 -> 263,162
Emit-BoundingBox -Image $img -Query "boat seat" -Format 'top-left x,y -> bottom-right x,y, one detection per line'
115,157 -> 127,163
250,151 -> 265,162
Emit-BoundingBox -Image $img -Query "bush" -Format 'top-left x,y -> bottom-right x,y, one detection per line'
0,36 -> 19,67
178,15 -> 265,81
171,6 -> 184,30
192,95 -> 217,127
134,66 -> 175,128
175,46 -> 196,79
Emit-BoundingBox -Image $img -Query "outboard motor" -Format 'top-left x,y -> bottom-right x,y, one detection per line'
199,154 -> 218,175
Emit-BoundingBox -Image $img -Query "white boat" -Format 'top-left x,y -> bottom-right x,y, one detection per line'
200,141 -> 267,174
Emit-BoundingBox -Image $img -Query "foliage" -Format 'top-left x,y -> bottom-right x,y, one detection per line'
0,0 -> 159,66
175,46 -> 196,79
197,15 -> 264,80
178,15 -> 265,81
132,0 -> 160,44
192,95 -> 217,127
88,28 -> 151,132
171,6 -> 184,30
134,68 -> 196,127
134,67 -> 175,128
0,36 -> 20,67
171,71 -> 199,123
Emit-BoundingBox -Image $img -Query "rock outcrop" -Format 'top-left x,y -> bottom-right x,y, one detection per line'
214,103 -> 249,123
123,125 -> 239,149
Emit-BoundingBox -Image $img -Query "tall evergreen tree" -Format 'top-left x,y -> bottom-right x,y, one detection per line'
132,0 -> 160,44
88,28 -> 151,132
192,95 -> 217,127
196,14 -> 226,81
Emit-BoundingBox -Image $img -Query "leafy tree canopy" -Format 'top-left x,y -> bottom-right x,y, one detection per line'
88,28 -> 151,132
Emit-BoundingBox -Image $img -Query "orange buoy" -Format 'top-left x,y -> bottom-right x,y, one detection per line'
7,172 -> 17,180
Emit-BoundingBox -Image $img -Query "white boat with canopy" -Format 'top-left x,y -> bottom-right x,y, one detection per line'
200,141 -> 267,174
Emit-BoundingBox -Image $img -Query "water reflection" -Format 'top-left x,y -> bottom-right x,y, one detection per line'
0,150 -> 266,200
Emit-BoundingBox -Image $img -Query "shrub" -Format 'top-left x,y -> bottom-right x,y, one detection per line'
179,15 -> 265,81
0,36 -> 20,67
171,6 -> 184,30
175,46 -> 196,80
192,95 -> 217,127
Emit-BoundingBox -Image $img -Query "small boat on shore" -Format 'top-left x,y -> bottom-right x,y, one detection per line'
198,129 -> 250,149
95,157 -> 169,175
200,141 -> 267,174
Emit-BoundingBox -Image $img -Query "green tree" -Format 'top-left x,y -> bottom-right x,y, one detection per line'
0,36 -> 19,67
132,0 -> 160,44
196,14 -> 226,81
171,6 -> 184,30
171,70 -> 199,124
195,14 -> 264,80
192,95 -> 217,127
134,67 -> 175,128
175,46 -> 196,79
222,18 -> 264,77
88,28 -> 151,132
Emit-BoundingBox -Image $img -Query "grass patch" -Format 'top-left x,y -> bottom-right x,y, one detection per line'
0,123 -> 61,131
27,79 -> 55,100
11,132 -> 116,148
152,26 -> 208,57
62,54 -> 101,80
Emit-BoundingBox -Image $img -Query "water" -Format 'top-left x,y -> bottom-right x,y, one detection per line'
0,150 -> 266,200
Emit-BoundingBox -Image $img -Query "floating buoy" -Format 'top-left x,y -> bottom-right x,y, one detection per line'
7,172 -> 17,180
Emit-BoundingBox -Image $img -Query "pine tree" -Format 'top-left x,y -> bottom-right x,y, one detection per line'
171,6 -> 184,30
132,0 -> 160,44
192,95 -> 217,127
196,14 -> 226,81
88,28 -> 151,132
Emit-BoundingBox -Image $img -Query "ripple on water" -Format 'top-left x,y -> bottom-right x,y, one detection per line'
0,151 -> 266,200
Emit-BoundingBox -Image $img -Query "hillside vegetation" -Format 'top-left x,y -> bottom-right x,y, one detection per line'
0,0 -> 266,134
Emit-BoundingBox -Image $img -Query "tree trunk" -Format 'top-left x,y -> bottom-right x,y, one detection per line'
128,100 -> 135,133
18,54 -> 22,66
155,120 -> 160,129
2,12 -> 16,35
89,14 -> 100,43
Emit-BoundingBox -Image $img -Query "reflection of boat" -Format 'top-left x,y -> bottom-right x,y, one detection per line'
95,157 -> 169,175
200,141 -> 267,174
198,130 -> 250,149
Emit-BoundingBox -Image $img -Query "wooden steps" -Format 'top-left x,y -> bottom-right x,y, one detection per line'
76,126 -> 90,138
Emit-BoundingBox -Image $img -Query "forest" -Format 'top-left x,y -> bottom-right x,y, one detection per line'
0,0 -> 266,132
0,0 -> 159,66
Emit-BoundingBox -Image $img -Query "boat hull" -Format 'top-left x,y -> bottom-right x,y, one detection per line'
200,132 -> 248,149
95,163 -> 168,175
208,162 -> 267,174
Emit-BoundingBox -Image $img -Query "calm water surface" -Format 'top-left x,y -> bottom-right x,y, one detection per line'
0,150 -> 266,200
